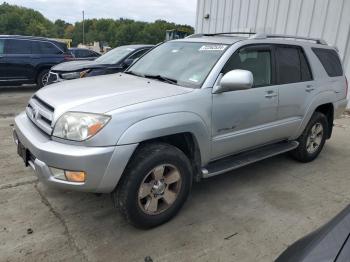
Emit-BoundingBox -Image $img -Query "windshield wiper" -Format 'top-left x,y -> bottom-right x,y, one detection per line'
143,74 -> 178,85
124,71 -> 144,77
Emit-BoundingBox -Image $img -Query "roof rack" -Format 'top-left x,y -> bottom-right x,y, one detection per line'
187,32 -> 327,45
187,32 -> 256,38
250,33 -> 327,45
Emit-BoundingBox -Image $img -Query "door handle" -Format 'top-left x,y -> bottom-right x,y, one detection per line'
305,85 -> 315,92
265,90 -> 277,98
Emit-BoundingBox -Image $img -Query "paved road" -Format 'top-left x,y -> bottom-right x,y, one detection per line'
1,88 -> 350,261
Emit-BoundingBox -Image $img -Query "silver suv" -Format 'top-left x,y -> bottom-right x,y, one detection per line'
14,33 -> 348,228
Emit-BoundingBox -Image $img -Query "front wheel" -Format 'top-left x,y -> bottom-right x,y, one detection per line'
290,112 -> 328,162
113,143 -> 192,229
36,69 -> 50,88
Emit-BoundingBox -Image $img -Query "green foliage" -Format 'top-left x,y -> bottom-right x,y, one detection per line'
0,2 -> 194,47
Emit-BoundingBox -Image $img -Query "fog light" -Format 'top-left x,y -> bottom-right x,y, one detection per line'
50,167 -> 66,181
65,171 -> 86,182
49,167 -> 86,182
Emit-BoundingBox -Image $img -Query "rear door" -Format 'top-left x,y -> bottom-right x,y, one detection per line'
276,45 -> 314,137
3,39 -> 34,82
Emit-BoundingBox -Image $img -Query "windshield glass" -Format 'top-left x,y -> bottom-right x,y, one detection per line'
95,46 -> 135,64
128,42 -> 228,88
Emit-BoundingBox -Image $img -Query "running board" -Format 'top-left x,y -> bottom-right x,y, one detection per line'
202,141 -> 299,178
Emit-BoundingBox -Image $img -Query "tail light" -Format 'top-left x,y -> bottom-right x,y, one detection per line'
64,53 -> 74,61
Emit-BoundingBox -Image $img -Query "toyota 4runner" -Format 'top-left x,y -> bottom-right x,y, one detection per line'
13,33 -> 348,228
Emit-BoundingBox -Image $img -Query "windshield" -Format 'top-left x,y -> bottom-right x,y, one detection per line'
95,46 -> 135,64
128,42 -> 228,88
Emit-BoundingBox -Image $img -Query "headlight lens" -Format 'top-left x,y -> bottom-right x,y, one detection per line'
53,112 -> 111,141
60,72 -> 81,80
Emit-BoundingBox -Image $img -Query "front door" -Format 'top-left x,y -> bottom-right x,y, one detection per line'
211,45 -> 279,160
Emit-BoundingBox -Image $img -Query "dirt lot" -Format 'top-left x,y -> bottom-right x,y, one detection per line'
1,87 -> 350,262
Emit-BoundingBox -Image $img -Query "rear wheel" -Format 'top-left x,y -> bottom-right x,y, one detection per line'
113,143 -> 192,229
291,112 -> 328,162
36,69 -> 50,88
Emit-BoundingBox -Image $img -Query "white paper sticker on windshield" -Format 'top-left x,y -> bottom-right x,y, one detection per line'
199,45 -> 227,51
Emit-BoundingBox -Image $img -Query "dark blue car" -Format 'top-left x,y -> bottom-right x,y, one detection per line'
0,35 -> 73,87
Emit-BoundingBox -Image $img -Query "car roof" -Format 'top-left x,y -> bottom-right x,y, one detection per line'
0,35 -> 60,43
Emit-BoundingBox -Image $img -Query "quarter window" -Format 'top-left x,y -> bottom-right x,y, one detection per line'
223,48 -> 272,87
312,48 -> 343,77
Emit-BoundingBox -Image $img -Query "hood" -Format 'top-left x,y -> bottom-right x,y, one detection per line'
36,73 -> 193,119
51,60 -> 112,72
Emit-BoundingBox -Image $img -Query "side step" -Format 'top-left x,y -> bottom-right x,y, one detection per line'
202,141 -> 299,178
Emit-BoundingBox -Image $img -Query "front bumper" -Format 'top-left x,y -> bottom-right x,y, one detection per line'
14,112 -> 137,193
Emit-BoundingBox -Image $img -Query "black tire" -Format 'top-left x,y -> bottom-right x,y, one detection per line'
36,69 -> 50,88
113,142 -> 193,229
290,112 -> 328,163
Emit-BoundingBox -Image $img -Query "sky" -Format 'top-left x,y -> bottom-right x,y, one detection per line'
5,0 -> 198,26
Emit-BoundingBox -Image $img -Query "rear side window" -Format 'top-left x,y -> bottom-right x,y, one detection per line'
276,46 -> 312,84
32,41 -> 62,55
312,48 -> 343,77
5,39 -> 31,54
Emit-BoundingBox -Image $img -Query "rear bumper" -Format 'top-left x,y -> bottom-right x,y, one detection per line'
14,112 -> 137,193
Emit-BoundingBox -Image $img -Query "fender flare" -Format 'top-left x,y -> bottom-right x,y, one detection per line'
293,91 -> 336,139
117,112 -> 211,164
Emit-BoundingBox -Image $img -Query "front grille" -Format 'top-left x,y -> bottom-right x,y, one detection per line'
26,95 -> 54,135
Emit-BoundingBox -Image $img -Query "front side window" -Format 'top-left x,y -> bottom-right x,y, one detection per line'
95,47 -> 135,64
129,42 -> 228,88
5,39 -> 31,54
128,49 -> 149,60
223,47 -> 272,87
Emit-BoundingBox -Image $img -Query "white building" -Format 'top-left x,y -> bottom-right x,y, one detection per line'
195,0 -> 350,79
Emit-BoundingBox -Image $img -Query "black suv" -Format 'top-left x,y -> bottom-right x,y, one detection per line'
0,35 -> 72,87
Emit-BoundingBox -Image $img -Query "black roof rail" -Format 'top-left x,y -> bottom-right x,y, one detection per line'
186,32 -> 256,38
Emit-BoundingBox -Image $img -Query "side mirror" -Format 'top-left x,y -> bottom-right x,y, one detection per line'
213,69 -> 253,93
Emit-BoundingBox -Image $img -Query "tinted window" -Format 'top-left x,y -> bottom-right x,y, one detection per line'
32,41 -> 61,54
276,46 -> 301,84
0,39 -> 4,54
5,39 -> 31,54
223,48 -> 271,87
312,48 -> 343,77
128,49 -> 149,60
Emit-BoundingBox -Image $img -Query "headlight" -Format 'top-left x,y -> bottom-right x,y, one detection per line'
60,70 -> 89,80
60,72 -> 81,80
53,112 -> 111,141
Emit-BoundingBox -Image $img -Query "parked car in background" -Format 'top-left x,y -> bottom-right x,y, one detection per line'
46,44 -> 153,85
0,35 -> 73,87
276,204 -> 350,262
69,48 -> 101,60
